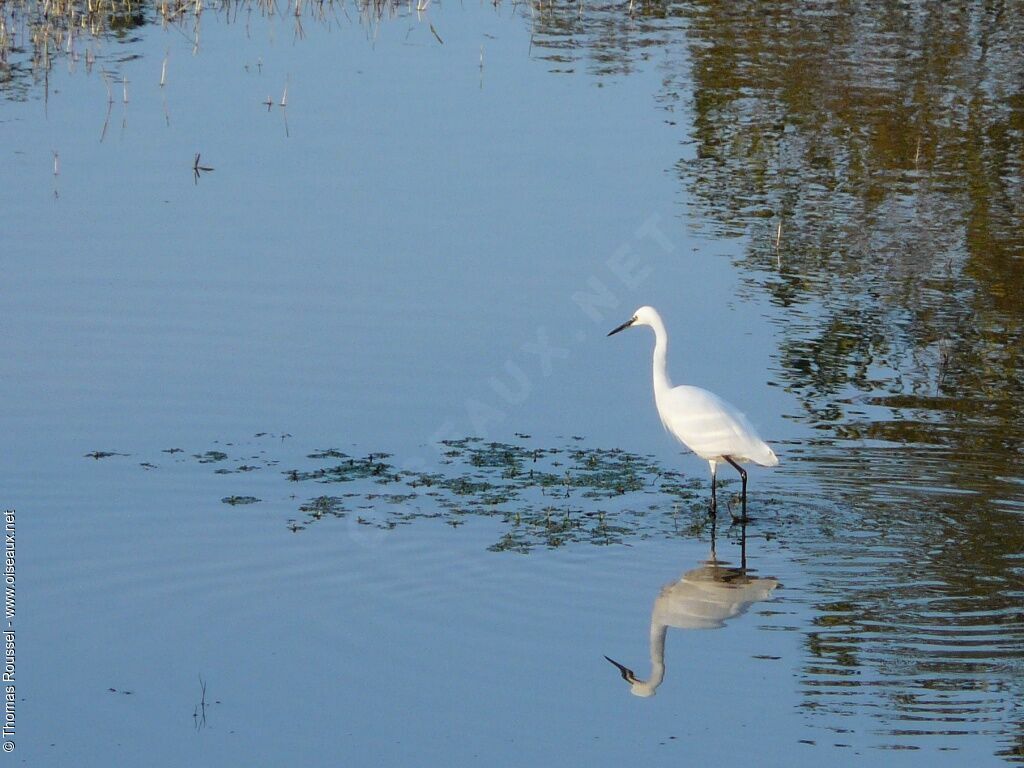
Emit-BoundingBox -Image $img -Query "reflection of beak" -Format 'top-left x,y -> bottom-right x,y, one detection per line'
607,318 -> 635,337
604,655 -> 637,683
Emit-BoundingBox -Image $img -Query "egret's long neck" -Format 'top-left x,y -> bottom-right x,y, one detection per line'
645,622 -> 667,689
650,316 -> 673,399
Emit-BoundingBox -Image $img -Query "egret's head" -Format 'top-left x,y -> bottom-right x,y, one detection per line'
603,655 -> 657,698
607,306 -> 659,337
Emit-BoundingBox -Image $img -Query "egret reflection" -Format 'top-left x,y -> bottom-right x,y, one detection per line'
605,521 -> 778,697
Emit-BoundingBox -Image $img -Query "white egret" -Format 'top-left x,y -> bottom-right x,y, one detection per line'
607,305 -> 778,517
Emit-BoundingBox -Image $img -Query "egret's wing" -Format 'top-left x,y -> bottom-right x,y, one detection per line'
658,386 -> 777,465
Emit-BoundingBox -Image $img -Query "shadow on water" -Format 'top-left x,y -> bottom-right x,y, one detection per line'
604,519 -> 779,698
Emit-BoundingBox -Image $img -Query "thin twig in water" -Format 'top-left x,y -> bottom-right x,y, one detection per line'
429,22 -> 443,44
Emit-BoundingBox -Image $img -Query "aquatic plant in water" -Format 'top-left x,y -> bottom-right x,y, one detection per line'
89,432 -> 779,551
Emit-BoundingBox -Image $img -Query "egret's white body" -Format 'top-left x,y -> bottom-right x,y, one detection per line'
608,306 -> 778,514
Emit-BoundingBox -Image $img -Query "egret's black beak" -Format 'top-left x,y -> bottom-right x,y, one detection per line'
607,317 -> 635,337
604,655 -> 636,682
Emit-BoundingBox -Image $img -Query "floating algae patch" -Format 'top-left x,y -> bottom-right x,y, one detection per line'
564,447 -> 658,498
275,437 -> 722,550
195,451 -> 229,464
286,496 -> 356,532
487,508 -> 636,553
297,495 -> 347,520
222,495 -> 261,505
99,434 -> 769,551
285,451 -> 400,484
214,464 -> 261,475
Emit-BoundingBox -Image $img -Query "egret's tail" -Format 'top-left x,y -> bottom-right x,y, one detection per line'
755,443 -> 779,467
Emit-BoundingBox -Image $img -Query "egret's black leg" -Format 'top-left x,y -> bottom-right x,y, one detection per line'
724,456 -> 747,521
